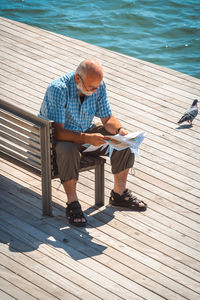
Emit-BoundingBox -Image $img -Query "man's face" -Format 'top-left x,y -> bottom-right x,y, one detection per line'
76,81 -> 93,96
76,74 -> 102,96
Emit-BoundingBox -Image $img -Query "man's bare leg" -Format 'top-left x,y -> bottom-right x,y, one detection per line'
113,168 -> 145,208
63,179 -> 85,222
113,168 -> 129,195
63,179 -> 78,203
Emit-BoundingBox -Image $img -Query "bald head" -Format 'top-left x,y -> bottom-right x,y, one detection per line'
75,59 -> 103,96
75,59 -> 103,80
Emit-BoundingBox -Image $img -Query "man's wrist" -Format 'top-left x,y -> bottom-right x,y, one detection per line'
81,132 -> 89,144
116,127 -> 124,134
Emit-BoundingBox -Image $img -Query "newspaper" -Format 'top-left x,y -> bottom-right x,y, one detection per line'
83,131 -> 147,158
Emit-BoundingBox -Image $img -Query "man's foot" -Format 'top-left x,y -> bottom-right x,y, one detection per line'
109,189 -> 147,211
66,201 -> 87,227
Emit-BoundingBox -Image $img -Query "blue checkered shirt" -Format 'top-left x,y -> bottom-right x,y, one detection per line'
40,72 -> 112,132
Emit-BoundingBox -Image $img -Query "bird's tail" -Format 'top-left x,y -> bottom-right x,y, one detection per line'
177,115 -> 188,124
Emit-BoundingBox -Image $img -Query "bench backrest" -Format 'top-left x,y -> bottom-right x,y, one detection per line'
0,99 -> 56,179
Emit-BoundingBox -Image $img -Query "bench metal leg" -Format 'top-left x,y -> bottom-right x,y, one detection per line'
95,163 -> 105,207
40,125 -> 53,216
41,177 -> 52,216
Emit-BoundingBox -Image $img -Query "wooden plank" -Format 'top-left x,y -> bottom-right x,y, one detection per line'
137,153 -> 200,188
134,164 -> 200,202
109,96 -> 200,148
0,229 -> 102,300
0,212 -> 144,300
96,207 -> 200,274
0,92 -> 37,115
0,261 -> 60,300
0,212 -> 184,300
105,164 -> 200,219
0,289 -> 15,300
0,276 -> 36,300
0,183 -> 199,300
141,144 -> 200,181
0,70 -> 44,100
105,168 -> 200,224
0,41 -> 61,79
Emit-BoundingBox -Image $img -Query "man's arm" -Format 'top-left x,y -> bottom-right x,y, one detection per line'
101,115 -> 128,135
54,123 -> 107,146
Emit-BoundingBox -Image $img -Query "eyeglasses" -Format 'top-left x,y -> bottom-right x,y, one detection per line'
78,74 -> 99,92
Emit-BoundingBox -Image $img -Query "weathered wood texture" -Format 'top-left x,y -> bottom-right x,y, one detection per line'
0,17 -> 200,300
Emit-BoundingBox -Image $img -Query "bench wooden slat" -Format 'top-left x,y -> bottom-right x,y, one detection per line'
0,142 -> 41,169
0,117 -> 40,141
1,132 -> 41,160
0,110 -> 40,134
0,124 -> 40,149
0,98 -> 50,126
1,125 -> 40,154
0,146 -> 41,173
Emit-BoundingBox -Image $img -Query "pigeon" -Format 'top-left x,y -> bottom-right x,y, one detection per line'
177,99 -> 198,126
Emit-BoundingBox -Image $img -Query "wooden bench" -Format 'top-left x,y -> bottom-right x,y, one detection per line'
0,99 -> 105,216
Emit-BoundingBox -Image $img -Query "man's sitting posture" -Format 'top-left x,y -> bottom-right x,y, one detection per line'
40,59 -> 147,227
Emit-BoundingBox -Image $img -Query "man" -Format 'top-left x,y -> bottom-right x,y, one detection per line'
40,59 -> 147,227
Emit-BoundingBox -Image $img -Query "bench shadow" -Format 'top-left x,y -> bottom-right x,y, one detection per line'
0,174 -> 116,260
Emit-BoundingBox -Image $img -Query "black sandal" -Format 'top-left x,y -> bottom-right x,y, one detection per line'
109,189 -> 147,211
66,201 -> 87,227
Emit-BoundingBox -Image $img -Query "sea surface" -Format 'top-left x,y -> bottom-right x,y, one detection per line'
1,0 -> 200,78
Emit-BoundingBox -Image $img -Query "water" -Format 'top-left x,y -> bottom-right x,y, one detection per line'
1,0 -> 200,78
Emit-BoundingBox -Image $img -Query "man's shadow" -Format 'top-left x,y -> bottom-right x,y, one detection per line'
0,175 -> 115,260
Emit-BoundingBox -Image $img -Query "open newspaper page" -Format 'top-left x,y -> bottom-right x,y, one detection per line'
83,131 -> 147,158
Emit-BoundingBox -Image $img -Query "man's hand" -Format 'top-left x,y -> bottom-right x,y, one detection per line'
101,116 -> 128,136
85,133 -> 107,146
118,127 -> 128,135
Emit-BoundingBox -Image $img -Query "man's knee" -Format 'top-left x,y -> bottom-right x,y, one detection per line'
111,148 -> 135,174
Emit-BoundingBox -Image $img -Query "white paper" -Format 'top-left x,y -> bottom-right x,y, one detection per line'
83,131 -> 147,158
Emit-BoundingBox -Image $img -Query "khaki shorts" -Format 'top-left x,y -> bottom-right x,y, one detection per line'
55,124 -> 135,183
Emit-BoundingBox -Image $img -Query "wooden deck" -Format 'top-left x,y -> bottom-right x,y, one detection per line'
0,17 -> 200,300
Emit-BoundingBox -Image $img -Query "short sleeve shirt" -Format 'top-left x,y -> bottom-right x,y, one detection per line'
40,72 -> 112,132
